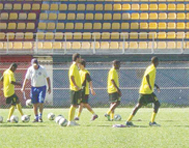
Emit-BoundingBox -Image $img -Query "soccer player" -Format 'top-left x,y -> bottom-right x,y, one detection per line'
0,63 -> 25,122
105,60 -> 121,121
21,59 -> 51,122
126,56 -> 161,127
67,53 -> 82,126
74,59 -> 98,121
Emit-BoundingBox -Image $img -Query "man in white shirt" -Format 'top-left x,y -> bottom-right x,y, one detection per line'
21,59 -> 51,122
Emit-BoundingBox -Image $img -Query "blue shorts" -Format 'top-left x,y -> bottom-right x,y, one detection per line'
30,86 -> 46,104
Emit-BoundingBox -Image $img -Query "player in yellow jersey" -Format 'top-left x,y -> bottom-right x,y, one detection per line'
74,59 -> 98,121
105,60 -> 121,121
126,56 -> 161,127
67,53 -> 82,126
0,63 -> 25,122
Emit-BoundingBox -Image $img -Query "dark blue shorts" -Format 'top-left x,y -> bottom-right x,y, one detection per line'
30,86 -> 46,104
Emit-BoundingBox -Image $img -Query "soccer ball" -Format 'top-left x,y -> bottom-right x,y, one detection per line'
10,115 -> 19,123
21,115 -> 30,123
114,114 -> 122,121
0,116 -> 3,123
26,99 -> 32,107
55,115 -> 64,123
59,118 -> 68,127
48,113 -> 55,120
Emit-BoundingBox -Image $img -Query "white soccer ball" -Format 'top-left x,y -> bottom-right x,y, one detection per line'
0,116 -> 3,123
48,113 -> 55,120
10,115 -> 19,123
59,118 -> 68,127
21,115 -> 30,123
114,114 -> 122,121
55,115 -> 64,123
26,99 -> 32,107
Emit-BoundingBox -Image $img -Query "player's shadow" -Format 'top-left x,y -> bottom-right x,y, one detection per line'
0,124 -> 46,127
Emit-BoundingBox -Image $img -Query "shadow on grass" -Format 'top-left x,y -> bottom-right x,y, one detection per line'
0,124 -> 46,127
174,125 -> 189,128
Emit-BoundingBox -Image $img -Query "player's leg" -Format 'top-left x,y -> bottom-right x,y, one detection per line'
30,87 -> 39,122
74,103 -> 84,120
14,94 -> 24,116
83,103 -> 98,121
6,95 -> 16,122
38,86 -> 46,122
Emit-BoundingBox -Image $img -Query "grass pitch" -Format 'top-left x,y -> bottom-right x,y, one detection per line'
0,108 -> 189,148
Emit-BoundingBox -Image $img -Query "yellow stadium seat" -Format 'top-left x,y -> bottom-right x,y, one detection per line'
83,32 -> 91,40
177,4 -> 185,11
149,4 -> 158,11
111,32 -> 120,40
59,4 -> 67,11
0,32 -> 5,40
177,22 -> 185,29
38,23 -> 46,30
149,13 -> 158,20
50,4 -> 58,11
131,23 -> 139,29
112,23 -> 120,30
130,32 -> 138,39
105,4 -> 112,10
104,13 -> 112,20
131,4 -> 139,10
8,23 -> 16,29
139,32 -> 148,39
159,4 -> 167,11
159,13 -> 167,20
23,4 -> 31,10
6,32 -> 14,40
168,4 -> 176,11
120,32 -> 129,40
186,32 -> 189,39
139,42 -> 147,49
176,32 -> 185,39
186,4 -> 189,11
113,13 -> 121,20
0,3 -> 3,10
74,33 -> 82,40
148,42 -> 157,49
157,42 -> 166,49
140,4 -> 148,11
119,42 -> 128,49
58,13 -> 66,20
81,42 -> 91,50
140,22 -> 148,29
65,23 -> 74,30
113,4 -> 121,11
28,13 -> 36,20
17,23 -> 26,30
3,42 -> 13,50
95,4 -> 103,11
129,42 -> 138,49
167,42 -> 176,49
140,13 -> 148,20
122,4 -> 130,10
167,32 -> 176,39
62,42 -> 71,49
149,22 -> 157,29
75,23 -> 83,30
76,13 -> 84,20
149,32 -> 157,39
19,13 -> 27,20
4,3 -> 12,10
102,32 -> 110,40
32,4 -> 40,10
0,23 -> 7,30
57,23 -> 64,30
45,32 -> 54,40
36,32 -> 45,40
49,13 -> 57,20
93,23 -> 102,30
68,4 -> 76,10
167,22 -> 176,29
86,13 -> 93,20
72,42 -> 81,49
86,4 -> 94,11
158,32 -> 166,39
41,4 -> 49,10
177,13 -> 185,20
121,23 -> 129,29
131,13 -> 139,20
186,23 -> 189,29
168,13 -> 176,20
55,32 -> 63,40
67,13 -> 75,20
92,32 -> 101,40
13,4 -> 21,10
187,13 -> 189,20
23,42 -> 33,50
122,13 -> 130,20
78,4 -> 85,11
25,32 -> 33,40
158,23 -> 166,29
101,42 -> 109,49
13,42 -> 23,50
103,23 -> 111,30
40,13 -> 48,20
95,13 -> 103,20
53,42 -> 62,49
110,42 -> 119,49
84,23 -> 92,30
43,42 -> 53,50
0,13 -> 8,20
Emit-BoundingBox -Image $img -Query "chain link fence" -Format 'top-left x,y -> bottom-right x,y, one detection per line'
1,60 -> 189,108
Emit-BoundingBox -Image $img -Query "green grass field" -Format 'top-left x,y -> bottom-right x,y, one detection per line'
0,108 -> 189,148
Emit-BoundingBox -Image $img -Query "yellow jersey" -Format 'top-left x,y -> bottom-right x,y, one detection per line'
107,67 -> 119,93
139,64 -> 156,94
80,69 -> 91,95
69,62 -> 82,91
3,69 -> 16,97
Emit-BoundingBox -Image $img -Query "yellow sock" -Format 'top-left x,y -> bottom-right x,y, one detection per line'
68,106 -> 76,121
90,110 -> 95,115
16,103 -> 24,116
151,112 -> 156,123
107,109 -> 111,115
127,115 -> 133,122
78,112 -> 81,117
111,113 -> 114,120
8,105 -> 15,119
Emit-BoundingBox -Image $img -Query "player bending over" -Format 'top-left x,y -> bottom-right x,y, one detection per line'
74,59 -> 98,121
126,56 -> 161,127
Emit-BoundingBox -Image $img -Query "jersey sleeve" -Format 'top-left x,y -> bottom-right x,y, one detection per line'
69,66 -> 76,77
43,68 -> 49,78
25,68 -> 31,80
86,73 -> 92,82
109,70 -> 115,81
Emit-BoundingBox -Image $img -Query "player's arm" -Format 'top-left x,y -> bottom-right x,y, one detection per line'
46,77 -> 51,94
111,79 -> 122,97
21,79 -> 29,92
0,76 -> 3,95
146,74 -> 152,90
11,81 -> 22,86
86,73 -> 96,96
155,84 -> 160,92
71,76 -> 80,90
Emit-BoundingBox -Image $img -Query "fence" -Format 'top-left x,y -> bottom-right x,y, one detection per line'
0,60 -> 189,108
0,32 -> 189,55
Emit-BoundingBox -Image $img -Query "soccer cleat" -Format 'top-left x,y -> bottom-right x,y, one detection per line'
74,117 -> 79,121
67,121 -> 79,127
149,122 -> 161,127
125,121 -> 134,126
32,119 -> 38,123
91,114 -> 98,121
104,114 -> 110,121
38,118 -> 43,122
